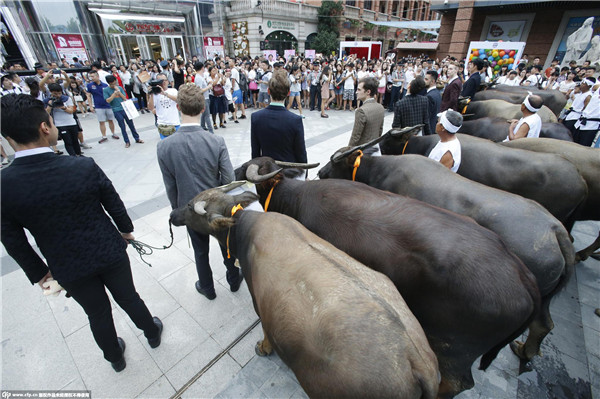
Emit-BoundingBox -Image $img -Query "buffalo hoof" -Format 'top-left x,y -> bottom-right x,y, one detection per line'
510,340 -> 540,361
255,341 -> 270,357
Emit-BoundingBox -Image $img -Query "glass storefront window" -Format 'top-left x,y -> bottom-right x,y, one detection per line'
33,0 -> 80,33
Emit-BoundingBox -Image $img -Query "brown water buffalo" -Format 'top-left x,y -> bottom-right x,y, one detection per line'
474,86 -> 567,116
379,129 -> 588,230
464,99 -> 557,122
237,157 -> 541,398
318,151 -> 574,363
459,117 -> 573,142
500,138 -> 600,261
170,183 -> 440,399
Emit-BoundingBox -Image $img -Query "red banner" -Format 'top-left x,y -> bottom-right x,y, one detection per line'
51,33 -> 89,62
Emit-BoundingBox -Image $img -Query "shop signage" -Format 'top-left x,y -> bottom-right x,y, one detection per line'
266,20 -> 295,31
105,20 -> 182,35
51,33 -> 89,62
204,36 -> 225,59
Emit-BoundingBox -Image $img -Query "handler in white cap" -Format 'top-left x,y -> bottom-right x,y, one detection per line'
506,93 -> 543,141
428,109 -> 462,172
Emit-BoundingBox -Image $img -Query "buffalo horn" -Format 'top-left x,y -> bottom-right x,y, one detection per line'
194,200 -> 207,215
217,181 -> 247,193
331,134 -> 388,162
389,124 -> 425,137
274,161 -> 320,169
245,164 -> 283,183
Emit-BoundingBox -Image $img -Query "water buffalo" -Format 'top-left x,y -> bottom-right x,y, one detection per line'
474,86 -> 567,116
237,157 -> 541,398
464,99 -> 557,122
380,129 -> 588,230
500,138 -> 600,261
459,117 -> 573,142
318,150 -> 574,363
488,85 -> 567,116
170,182 -> 440,399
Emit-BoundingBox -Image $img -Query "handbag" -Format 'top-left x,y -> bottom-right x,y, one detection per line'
137,70 -> 151,83
74,95 -> 84,102
249,81 -> 258,90
122,99 -> 140,119
213,84 -> 225,97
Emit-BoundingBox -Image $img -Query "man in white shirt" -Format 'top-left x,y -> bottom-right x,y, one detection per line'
1,73 -> 24,96
194,62 -> 213,133
428,109 -> 462,173
499,70 -> 520,86
91,62 -> 110,85
148,73 -> 180,140
524,65 -> 544,87
506,94 -> 543,141
228,61 -> 246,121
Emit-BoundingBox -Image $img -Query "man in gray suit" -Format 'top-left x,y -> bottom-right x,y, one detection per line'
349,77 -> 385,149
157,84 -> 243,300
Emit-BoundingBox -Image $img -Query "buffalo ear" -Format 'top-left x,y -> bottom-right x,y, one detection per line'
346,150 -> 361,167
208,214 -> 235,230
233,192 -> 259,208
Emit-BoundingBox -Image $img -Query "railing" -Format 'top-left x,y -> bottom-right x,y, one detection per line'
229,0 -> 318,18
362,9 -> 376,21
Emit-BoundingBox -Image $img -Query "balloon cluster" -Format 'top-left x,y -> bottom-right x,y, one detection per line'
469,48 -> 517,75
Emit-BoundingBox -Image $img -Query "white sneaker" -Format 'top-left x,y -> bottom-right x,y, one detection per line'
1,158 -> 9,165
81,143 -> 92,149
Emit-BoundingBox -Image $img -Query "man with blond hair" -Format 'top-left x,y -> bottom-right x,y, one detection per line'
157,84 -> 243,300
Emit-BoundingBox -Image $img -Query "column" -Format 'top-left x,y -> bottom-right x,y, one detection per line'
448,0 -> 475,59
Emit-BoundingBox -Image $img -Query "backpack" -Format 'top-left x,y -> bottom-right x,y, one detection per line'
238,69 -> 249,92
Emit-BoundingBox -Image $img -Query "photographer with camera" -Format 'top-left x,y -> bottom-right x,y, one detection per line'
148,74 -> 180,140
43,83 -> 81,156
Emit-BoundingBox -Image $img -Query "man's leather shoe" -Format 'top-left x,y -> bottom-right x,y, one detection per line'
148,317 -> 163,348
230,274 -> 244,292
195,281 -> 216,300
111,337 -> 126,372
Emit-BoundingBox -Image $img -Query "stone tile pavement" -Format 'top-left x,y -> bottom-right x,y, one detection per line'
1,104 -> 598,399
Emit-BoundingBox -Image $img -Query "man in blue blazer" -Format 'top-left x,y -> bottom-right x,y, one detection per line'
250,70 -> 307,163
0,94 -> 162,373
425,70 -> 442,136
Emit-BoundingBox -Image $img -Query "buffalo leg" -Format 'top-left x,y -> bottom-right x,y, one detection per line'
510,295 -> 553,361
575,232 -> 600,262
435,357 -> 475,398
255,327 -> 273,357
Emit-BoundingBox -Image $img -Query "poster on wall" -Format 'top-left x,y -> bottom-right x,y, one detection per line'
552,16 -> 600,65
204,37 -> 225,60
465,41 -> 526,76
305,49 -> 316,59
263,50 -> 277,63
51,33 -> 89,63
485,20 -> 526,42
284,49 -> 295,61
231,21 -> 250,57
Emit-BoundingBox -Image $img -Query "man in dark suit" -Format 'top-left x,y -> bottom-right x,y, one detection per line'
392,76 -> 431,135
0,94 -> 162,373
461,58 -> 484,99
251,70 -> 308,163
424,70 -> 442,136
157,84 -> 243,301
441,62 -> 462,112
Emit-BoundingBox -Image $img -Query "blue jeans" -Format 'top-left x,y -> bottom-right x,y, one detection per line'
389,86 -> 401,111
113,109 -> 140,143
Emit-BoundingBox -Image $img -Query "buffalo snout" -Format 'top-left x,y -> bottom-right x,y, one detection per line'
169,208 -> 187,227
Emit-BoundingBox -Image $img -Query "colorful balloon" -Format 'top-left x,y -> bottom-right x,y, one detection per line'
503,54 -> 509,59
492,51 -> 498,58
508,58 -> 514,64
491,61 -> 497,67
497,59 -> 503,65
473,50 -> 479,56
494,65 -> 500,71
499,50 -> 505,57
507,64 -> 513,69
509,50 -> 515,57
480,54 -> 486,59
488,56 -> 494,62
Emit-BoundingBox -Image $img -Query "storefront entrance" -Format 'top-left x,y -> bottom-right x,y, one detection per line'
264,31 -> 297,57
110,34 -> 185,64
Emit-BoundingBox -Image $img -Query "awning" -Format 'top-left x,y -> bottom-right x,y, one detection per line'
394,42 -> 440,50
369,20 -> 441,30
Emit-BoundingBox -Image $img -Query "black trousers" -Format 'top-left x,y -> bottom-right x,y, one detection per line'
389,86 -> 401,111
124,84 -> 134,100
57,125 -> 81,156
60,256 -> 158,362
133,91 -> 147,110
187,227 -> 240,291
574,128 -> 598,147
309,85 -> 321,110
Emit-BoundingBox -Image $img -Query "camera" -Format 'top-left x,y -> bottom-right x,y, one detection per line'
149,79 -> 163,94
51,99 -> 64,108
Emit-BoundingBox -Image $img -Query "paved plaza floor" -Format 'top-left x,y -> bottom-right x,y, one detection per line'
1,104 -> 598,399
